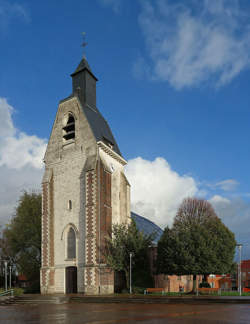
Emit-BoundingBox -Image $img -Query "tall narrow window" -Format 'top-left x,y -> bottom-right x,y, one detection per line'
63,114 -> 75,141
67,228 -> 76,259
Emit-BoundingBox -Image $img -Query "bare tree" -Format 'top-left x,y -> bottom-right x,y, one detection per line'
174,198 -> 218,230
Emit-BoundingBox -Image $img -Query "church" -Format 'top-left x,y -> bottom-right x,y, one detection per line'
40,55 -> 131,295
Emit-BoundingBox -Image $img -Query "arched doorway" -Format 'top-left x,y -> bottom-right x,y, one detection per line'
65,266 -> 77,293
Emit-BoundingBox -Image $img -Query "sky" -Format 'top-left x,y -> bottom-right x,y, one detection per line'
0,0 -> 250,259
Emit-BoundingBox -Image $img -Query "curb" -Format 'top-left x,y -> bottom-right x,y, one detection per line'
69,296 -> 250,304
1,295 -> 250,305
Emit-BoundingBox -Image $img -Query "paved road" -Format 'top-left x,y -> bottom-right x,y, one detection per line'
0,303 -> 250,323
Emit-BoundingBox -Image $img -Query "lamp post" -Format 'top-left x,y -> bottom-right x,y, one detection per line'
237,244 -> 243,296
4,261 -> 8,291
9,265 -> 12,289
129,252 -> 133,294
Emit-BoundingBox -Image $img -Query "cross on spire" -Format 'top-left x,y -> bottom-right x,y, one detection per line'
81,32 -> 87,58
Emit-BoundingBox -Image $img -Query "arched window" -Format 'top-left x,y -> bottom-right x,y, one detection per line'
63,114 -> 75,141
67,228 -> 76,259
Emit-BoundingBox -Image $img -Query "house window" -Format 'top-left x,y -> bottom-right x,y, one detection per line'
63,114 -> 75,141
67,228 -> 76,259
68,200 -> 72,210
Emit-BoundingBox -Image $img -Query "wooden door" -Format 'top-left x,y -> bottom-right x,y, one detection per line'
66,266 -> 77,293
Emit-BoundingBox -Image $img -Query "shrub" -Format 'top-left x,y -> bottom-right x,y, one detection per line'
199,282 -> 211,288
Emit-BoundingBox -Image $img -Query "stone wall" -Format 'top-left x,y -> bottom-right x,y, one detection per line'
41,96 -> 131,295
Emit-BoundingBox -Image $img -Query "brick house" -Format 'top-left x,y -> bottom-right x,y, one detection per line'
148,246 -> 202,292
207,274 -> 234,290
240,259 -> 250,289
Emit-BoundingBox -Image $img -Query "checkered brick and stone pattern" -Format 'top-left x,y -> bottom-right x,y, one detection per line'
83,159 -> 119,295
49,176 -> 54,268
42,182 -> 49,269
40,174 -> 56,294
84,169 -> 98,293
41,182 -> 49,293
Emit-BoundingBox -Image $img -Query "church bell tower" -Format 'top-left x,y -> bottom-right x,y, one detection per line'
40,54 -> 131,295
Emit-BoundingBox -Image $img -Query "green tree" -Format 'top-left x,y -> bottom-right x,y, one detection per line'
157,198 -> 236,288
0,192 -> 41,286
156,226 -> 193,275
105,220 -> 155,290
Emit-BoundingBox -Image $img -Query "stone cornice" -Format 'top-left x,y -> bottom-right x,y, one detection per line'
97,141 -> 127,165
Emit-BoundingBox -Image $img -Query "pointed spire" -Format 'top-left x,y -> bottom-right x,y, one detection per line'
71,33 -> 97,80
71,57 -> 97,80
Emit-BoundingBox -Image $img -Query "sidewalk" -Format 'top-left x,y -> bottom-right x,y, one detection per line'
2,294 -> 250,305
69,294 -> 250,304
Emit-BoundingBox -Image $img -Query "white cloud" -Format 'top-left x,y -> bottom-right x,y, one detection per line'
209,194 -> 230,204
0,98 -> 15,137
0,98 -> 46,226
214,179 -> 239,191
0,98 -> 47,169
210,195 -> 250,258
98,0 -> 122,13
0,133 -> 46,169
210,195 -> 250,235
0,165 -> 43,226
137,0 -> 250,89
125,157 -> 199,227
124,155 -> 250,257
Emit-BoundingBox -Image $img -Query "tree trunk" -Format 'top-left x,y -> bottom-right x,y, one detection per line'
204,274 -> 209,282
193,274 -> 197,292
125,270 -> 129,290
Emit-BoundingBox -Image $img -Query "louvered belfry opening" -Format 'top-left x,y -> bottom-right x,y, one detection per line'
63,114 -> 75,141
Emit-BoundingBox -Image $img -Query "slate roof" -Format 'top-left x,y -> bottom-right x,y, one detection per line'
131,212 -> 163,244
71,57 -> 98,81
83,104 -> 122,156
62,57 -> 122,157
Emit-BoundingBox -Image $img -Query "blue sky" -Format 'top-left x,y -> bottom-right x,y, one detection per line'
0,0 -> 250,259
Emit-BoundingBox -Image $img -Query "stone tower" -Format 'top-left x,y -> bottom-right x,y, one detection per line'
40,56 -> 131,295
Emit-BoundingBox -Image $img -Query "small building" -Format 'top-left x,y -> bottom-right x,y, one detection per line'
154,274 -> 197,292
17,274 -> 29,288
148,246 -> 202,292
240,259 -> 250,289
207,274 -> 234,290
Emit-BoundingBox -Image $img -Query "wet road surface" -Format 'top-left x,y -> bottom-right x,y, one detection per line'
0,303 -> 250,323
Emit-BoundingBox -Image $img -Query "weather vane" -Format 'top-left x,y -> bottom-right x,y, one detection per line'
82,32 -> 87,58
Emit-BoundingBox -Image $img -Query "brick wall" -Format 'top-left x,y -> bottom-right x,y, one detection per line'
99,160 -> 112,263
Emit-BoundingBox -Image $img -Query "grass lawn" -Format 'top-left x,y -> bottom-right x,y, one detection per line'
0,288 -> 24,296
122,291 -> 250,297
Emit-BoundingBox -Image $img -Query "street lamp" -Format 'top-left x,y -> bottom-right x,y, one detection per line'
4,261 -> 8,291
9,265 -> 12,289
237,244 -> 243,296
129,252 -> 133,294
